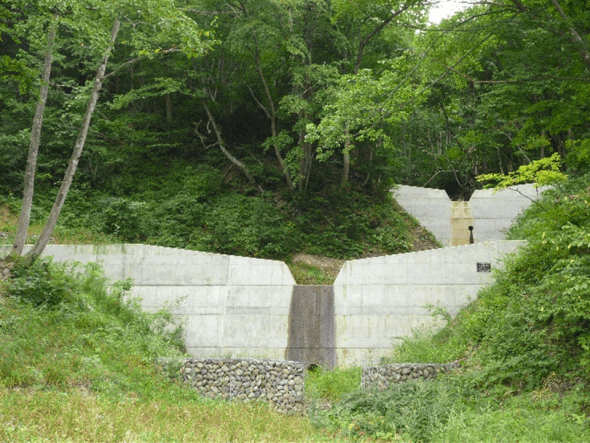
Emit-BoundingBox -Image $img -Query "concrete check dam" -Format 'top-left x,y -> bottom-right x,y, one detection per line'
1,184 -> 545,367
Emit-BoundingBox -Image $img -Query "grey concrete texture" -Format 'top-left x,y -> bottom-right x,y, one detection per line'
286,286 -> 336,369
392,185 -> 452,246
332,241 -> 525,366
470,184 -> 551,241
393,184 -> 549,245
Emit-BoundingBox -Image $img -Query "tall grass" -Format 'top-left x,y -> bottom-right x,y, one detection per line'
0,388 -> 321,443
0,259 -> 343,442
0,202 -> 117,246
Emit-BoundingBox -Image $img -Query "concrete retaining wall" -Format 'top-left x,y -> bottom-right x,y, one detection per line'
1,245 -> 296,360
333,241 -> 525,366
392,186 -> 451,245
470,184 -> 547,241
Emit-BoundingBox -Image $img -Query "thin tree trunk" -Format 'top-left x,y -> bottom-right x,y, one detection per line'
9,18 -> 57,258
201,98 -> 255,184
250,32 -> 294,189
27,19 -> 121,262
341,123 -> 351,186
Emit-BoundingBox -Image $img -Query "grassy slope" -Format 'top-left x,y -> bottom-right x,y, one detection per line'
316,174 -> 590,442
0,260 -> 349,443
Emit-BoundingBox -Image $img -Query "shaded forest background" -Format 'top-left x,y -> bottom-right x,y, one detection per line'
1,0 -> 589,260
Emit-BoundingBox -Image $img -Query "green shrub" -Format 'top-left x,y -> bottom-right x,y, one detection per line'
201,193 -> 298,258
314,377 -> 467,442
100,198 -> 150,241
8,257 -> 81,308
305,366 -> 361,402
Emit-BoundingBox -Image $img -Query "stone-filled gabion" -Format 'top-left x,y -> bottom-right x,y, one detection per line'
361,363 -> 460,390
180,358 -> 305,414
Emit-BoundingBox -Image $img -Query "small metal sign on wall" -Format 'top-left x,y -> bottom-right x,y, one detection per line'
477,263 -> 491,272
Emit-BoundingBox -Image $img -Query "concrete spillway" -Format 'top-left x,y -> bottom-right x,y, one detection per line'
286,286 -> 335,369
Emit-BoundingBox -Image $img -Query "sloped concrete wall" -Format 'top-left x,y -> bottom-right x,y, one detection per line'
2,241 -> 524,367
333,241 -> 525,366
394,184 -> 548,245
392,185 -> 452,246
470,184 -> 548,241
1,244 -> 296,359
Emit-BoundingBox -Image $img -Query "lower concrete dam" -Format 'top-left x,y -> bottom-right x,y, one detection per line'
1,241 -> 524,367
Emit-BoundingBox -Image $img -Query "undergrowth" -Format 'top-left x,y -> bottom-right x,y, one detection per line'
1,163 -> 430,261
0,259 -> 334,442
309,173 -> 590,442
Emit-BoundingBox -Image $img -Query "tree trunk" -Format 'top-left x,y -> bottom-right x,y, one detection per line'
201,98 -> 255,184
27,18 -> 121,262
250,31 -> 294,189
341,123 -> 351,186
298,120 -> 313,191
9,18 -> 57,259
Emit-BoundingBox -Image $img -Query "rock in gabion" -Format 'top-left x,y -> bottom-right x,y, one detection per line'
179,358 -> 305,414
361,363 -> 460,390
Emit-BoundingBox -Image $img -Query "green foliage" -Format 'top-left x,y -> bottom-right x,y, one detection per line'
0,259 -> 184,394
8,257 -> 80,308
436,390 -> 590,443
314,377 -> 467,442
305,366 -> 361,403
287,262 -> 333,285
477,153 -> 568,189
101,198 -> 150,241
49,164 -> 420,261
292,188 -> 412,259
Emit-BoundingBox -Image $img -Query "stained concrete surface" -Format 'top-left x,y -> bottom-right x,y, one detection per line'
286,286 -> 336,369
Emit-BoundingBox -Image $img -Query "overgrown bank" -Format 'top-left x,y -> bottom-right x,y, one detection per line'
0,259 -> 335,442
307,173 -> 590,442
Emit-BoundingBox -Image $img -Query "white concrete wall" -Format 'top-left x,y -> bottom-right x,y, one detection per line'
392,185 -> 451,246
0,244 -> 296,359
470,184 -> 549,242
333,241 -> 525,366
393,184 -> 548,244
2,241 -> 526,367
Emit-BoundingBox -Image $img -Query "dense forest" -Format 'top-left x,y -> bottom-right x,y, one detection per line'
1,0 -> 589,260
